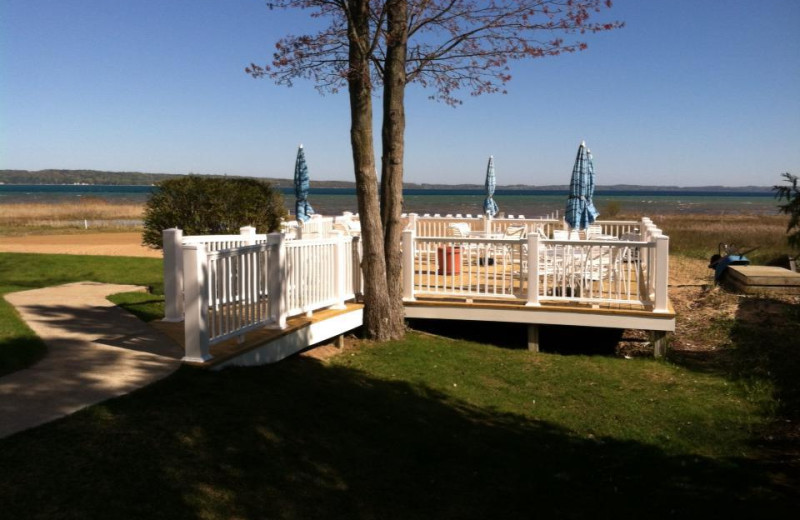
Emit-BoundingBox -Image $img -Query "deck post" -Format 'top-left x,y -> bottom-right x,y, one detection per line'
654,235 -> 670,313
240,226 -> 258,299
267,232 -> 288,328
527,325 -> 540,352
240,225 -> 257,245
402,229 -> 416,301
332,232 -> 347,309
351,236 -> 363,298
162,228 -> 184,322
182,244 -> 212,362
526,234 -> 541,306
650,330 -> 668,358
407,213 -> 418,234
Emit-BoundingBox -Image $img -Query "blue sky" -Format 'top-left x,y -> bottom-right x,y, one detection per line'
2,0 -> 799,186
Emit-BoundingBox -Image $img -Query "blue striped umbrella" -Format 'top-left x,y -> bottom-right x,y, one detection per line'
294,144 -> 314,222
565,141 -> 599,230
483,155 -> 499,217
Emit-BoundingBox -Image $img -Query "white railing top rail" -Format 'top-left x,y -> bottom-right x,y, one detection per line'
183,234 -> 267,245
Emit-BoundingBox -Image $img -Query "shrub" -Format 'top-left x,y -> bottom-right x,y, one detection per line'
774,172 -> 800,251
602,200 -> 622,219
142,176 -> 286,249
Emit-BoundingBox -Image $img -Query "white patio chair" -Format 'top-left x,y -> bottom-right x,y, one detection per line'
447,222 -> 479,265
447,222 -> 471,237
500,225 -> 528,269
502,225 -> 527,240
556,229 -> 580,240
587,224 -> 603,238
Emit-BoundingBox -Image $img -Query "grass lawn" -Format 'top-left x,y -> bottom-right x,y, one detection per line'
0,253 -> 164,376
0,334 -> 796,518
0,252 -> 797,517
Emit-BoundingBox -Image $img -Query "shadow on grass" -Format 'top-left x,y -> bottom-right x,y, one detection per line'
407,318 -> 622,355
110,294 -> 166,323
729,297 -> 800,419
669,293 -> 800,488
671,294 -> 800,420
0,335 -> 46,377
1,357 -> 794,519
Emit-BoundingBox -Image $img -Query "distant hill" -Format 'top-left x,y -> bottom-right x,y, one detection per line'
0,169 -> 774,192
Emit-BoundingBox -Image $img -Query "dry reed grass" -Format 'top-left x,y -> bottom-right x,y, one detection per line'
0,197 -> 145,229
657,213 -> 792,263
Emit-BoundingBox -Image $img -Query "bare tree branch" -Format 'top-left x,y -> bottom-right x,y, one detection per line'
251,0 -> 621,104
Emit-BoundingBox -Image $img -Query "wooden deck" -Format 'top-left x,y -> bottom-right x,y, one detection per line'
152,303 -> 364,369
154,291 -> 674,369
405,295 -> 675,331
726,265 -> 800,295
163,217 -> 675,366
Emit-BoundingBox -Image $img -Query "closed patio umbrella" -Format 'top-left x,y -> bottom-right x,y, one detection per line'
294,144 -> 314,222
483,155 -> 499,217
565,141 -> 599,230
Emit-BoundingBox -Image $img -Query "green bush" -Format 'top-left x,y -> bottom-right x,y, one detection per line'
142,176 -> 286,249
774,172 -> 800,250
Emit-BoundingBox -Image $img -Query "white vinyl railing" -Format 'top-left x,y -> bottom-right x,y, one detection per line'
402,229 -> 669,310
596,220 -> 640,240
170,215 -> 668,363
182,226 -> 268,251
533,239 -> 649,305
163,226 -> 266,321
205,244 -> 270,344
296,216 -> 335,238
179,232 -> 361,363
405,213 -> 640,241
406,213 -> 560,239
410,237 -> 527,299
284,236 -> 356,316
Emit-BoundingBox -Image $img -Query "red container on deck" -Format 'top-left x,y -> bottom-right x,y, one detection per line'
437,246 -> 462,275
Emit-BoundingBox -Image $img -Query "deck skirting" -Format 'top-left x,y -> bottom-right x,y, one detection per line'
212,306 -> 364,370
404,299 -> 675,332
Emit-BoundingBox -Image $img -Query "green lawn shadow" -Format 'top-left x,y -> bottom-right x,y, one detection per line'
1,356 -> 794,519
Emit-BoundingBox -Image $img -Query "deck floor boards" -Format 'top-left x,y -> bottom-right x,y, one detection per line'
152,303 -> 364,368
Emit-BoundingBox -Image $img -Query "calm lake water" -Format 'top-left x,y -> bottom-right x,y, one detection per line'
0,184 -> 780,216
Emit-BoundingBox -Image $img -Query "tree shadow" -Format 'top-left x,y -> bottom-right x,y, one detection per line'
407,319 -> 622,355
728,296 -> 800,419
0,335 -> 47,377
668,292 -> 800,488
0,356 -> 794,519
0,299 -> 181,438
669,294 -> 800,419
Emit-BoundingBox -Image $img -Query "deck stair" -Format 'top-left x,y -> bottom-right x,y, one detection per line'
153,303 -> 363,370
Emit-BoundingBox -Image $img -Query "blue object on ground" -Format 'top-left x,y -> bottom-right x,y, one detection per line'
713,255 -> 750,282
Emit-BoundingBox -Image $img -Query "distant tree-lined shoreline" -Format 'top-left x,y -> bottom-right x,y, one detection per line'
0,169 -> 773,192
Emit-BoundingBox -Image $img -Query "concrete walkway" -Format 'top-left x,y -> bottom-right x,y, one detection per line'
0,282 -> 182,439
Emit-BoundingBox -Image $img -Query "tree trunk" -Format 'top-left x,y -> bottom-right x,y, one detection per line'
378,0 -> 409,340
347,0 -> 393,340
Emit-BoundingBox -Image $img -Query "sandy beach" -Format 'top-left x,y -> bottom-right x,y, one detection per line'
0,232 -> 161,258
